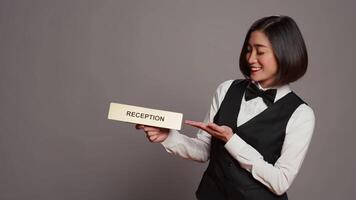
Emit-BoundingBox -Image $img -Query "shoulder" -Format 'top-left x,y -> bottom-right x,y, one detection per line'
287,103 -> 316,133
215,79 -> 246,94
293,103 -> 315,120
287,90 -> 315,122
214,79 -> 246,99
215,79 -> 234,93
212,79 -> 247,108
212,79 -> 236,109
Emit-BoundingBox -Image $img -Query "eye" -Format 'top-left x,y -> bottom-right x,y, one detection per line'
246,46 -> 252,53
257,51 -> 265,55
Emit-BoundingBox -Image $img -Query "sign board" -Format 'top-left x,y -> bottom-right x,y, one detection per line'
108,102 -> 183,130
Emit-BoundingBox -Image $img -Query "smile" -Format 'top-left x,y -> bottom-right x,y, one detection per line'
250,66 -> 262,72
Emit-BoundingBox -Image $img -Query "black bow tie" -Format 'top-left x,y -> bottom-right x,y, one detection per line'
245,82 -> 277,106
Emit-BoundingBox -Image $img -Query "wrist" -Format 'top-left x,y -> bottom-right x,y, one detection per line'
224,132 -> 233,142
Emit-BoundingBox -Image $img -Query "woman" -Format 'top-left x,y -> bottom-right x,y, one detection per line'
136,15 -> 315,200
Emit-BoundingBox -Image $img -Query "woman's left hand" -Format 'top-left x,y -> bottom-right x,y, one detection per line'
185,120 -> 233,143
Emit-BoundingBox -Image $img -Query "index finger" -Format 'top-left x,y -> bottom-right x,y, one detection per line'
184,120 -> 207,129
185,120 -> 220,136
207,123 -> 225,132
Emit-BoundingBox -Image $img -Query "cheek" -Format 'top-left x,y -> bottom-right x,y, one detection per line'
260,56 -> 278,72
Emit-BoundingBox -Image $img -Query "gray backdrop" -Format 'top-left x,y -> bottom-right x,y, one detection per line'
1,0 -> 355,199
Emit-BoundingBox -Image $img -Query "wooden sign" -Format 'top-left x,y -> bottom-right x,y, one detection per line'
108,102 -> 183,130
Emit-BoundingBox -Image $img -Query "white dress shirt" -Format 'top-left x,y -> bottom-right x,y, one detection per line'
161,80 -> 315,195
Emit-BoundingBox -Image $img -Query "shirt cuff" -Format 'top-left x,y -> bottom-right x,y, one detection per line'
224,133 -> 263,171
224,134 -> 248,158
161,129 -> 180,148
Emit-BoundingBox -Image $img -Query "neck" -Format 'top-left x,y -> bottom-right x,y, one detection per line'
259,80 -> 276,89
251,80 -> 276,90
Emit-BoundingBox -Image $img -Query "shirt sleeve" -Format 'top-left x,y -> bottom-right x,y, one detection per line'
224,104 -> 315,195
160,80 -> 234,162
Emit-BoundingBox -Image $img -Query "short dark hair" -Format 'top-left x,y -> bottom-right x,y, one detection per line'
239,15 -> 308,86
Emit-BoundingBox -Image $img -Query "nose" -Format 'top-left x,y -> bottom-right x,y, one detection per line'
247,51 -> 257,65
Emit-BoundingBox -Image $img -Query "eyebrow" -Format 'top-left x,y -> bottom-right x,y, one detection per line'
248,43 -> 269,48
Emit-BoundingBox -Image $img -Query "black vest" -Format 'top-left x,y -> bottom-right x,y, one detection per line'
196,79 -> 305,200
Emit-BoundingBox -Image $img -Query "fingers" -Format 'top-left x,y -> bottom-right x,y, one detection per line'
135,124 -> 168,143
142,129 -> 162,142
185,120 -> 219,135
135,124 -> 162,137
185,120 -> 205,127
186,120 -> 224,132
207,123 -> 225,132
135,124 -> 144,129
144,127 -> 161,132
146,131 -> 160,136
135,124 -> 160,131
146,132 -> 168,143
185,120 -> 208,130
147,134 -> 159,142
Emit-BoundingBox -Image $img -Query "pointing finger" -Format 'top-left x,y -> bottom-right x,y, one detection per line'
207,123 -> 224,132
185,120 -> 207,129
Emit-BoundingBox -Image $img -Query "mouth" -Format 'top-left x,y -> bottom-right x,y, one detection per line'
250,66 -> 262,73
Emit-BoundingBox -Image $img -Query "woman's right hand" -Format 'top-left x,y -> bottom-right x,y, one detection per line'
135,124 -> 170,143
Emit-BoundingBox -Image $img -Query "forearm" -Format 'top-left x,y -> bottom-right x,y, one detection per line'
225,135 -> 294,195
224,105 -> 315,195
161,129 -> 210,162
160,80 -> 232,163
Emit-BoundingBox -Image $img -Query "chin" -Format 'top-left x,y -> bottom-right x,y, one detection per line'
249,76 -> 262,82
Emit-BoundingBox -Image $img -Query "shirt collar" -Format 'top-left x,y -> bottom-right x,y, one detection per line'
251,80 -> 291,103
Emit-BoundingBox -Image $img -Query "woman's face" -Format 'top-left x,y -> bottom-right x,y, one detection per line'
246,31 -> 278,88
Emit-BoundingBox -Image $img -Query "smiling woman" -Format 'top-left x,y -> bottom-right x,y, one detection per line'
135,15 -> 315,200
239,16 -> 308,88
244,31 -> 278,88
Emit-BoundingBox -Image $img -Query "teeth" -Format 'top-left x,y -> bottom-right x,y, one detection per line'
251,67 -> 262,71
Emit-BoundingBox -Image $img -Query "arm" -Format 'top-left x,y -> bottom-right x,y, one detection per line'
160,129 -> 211,162
224,104 -> 315,195
160,80 -> 234,162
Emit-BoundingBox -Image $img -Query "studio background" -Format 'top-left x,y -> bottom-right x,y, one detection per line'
1,0 -> 355,199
